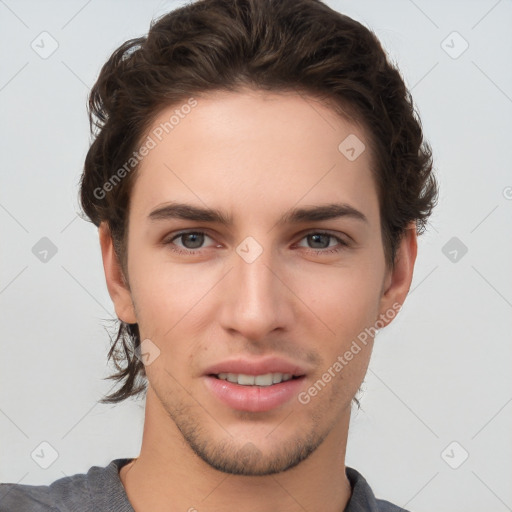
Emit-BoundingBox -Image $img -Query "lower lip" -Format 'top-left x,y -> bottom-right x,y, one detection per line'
203,375 -> 305,412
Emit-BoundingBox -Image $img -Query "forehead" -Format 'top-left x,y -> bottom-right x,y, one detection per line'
130,89 -> 379,226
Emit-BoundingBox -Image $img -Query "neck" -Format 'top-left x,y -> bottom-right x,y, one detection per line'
120,387 -> 352,512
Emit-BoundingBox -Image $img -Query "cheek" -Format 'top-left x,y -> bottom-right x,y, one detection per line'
300,267 -> 380,406
128,235 -> 209,315
296,260 -> 383,342
127,252 -> 220,368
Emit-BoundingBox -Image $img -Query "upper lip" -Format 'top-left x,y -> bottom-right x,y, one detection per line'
204,357 -> 310,377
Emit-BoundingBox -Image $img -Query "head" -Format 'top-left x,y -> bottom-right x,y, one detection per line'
80,0 -> 437,475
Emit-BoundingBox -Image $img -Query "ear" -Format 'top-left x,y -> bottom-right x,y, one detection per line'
98,222 -> 137,324
378,222 -> 418,327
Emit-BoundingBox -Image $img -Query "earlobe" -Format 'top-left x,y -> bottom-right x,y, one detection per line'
378,223 -> 418,327
98,222 -> 137,324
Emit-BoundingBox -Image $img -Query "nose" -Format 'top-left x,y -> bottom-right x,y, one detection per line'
217,241 -> 294,343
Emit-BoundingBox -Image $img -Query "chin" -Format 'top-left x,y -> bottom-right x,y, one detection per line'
183,425 -> 327,476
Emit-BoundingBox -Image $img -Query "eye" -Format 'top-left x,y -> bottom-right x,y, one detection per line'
296,232 -> 349,255
162,230 -> 349,257
163,231 -> 217,255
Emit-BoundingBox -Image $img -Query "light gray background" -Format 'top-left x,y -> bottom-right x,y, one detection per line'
1,1 -> 511,511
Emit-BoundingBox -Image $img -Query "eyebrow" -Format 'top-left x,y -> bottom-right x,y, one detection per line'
148,202 -> 368,226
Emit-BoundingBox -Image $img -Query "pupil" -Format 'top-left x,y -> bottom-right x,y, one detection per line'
183,232 -> 204,249
309,233 -> 329,249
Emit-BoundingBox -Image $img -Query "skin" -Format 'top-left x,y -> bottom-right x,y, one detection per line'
99,88 -> 417,512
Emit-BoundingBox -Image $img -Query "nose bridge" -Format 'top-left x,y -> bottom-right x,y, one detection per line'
219,236 -> 289,338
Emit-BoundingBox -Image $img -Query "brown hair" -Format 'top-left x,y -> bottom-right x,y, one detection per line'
79,0 -> 438,405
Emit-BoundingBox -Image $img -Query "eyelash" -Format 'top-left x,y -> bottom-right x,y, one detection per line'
163,230 -> 349,257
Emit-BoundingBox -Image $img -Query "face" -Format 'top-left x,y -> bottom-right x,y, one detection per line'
103,88 -> 413,476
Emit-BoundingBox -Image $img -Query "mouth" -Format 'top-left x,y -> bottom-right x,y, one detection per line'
204,373 -> 306,412
203,358 -> 308,412
210,372 -> 303,387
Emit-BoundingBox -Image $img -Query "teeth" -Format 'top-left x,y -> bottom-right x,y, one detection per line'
255,374 -> 273,386
238,374 -> 255,385
216,372 -> 294,386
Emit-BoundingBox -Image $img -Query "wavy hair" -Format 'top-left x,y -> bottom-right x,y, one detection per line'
79,0 -> 438,405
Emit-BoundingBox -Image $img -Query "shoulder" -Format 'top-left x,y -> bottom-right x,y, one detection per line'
374,498 -> 410,512
345,466 -> 411,512
0,482 -> 59,512
0,459 -> 132,512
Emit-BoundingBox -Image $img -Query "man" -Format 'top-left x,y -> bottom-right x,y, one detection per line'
0,0 -> 437,510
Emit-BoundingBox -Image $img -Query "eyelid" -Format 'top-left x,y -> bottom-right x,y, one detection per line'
166,230 -> 218,247
293,231 -> 350,253
295,229 -> 350,244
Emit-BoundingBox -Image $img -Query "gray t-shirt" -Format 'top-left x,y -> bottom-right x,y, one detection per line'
0,458 -> 409,511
